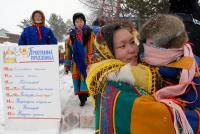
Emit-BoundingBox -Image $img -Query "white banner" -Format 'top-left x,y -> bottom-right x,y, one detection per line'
0,45 -> 61,133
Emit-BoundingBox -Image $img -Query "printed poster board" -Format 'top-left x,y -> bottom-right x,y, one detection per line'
0,45 -> 61,133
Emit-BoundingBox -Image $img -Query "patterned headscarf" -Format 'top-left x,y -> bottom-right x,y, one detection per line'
91,31 -> 115,63
87,31 -> 125,96
87,25 -> 141,96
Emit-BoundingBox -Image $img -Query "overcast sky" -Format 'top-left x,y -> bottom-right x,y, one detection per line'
0,0 -> 90,34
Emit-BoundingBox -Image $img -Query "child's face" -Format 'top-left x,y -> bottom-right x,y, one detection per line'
33,13 -> 43,23
113,28 -> 139,66
75,18 -> 85,30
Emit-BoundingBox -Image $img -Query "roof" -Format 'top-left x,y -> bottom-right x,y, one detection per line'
0,28 -> 9,38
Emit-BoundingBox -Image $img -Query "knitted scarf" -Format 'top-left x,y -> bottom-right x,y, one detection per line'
144,45 -> 183,66
144,43 -> 196,134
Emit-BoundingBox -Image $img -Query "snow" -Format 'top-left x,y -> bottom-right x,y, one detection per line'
0,47 -> 94,134
62,128 -> 94,134
0,42 -> 18,46
0,36 -> 9,38
59,65 -> 74,112
0,29 -> 9,38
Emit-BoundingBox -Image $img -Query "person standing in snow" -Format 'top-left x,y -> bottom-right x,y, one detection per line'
64,12 -> 95,106
92,16 -> 106,36
18,10 -> 57,45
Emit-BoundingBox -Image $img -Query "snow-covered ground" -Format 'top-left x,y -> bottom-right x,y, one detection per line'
0,59 -> 94,133
63,128 -> 94,134
0,42 -> 18,46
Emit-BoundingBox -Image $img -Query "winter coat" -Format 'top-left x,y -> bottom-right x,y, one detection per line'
64,26 -> 95,95
18,26 -> 57,45
89,63 -> 175,134
157,55 -> 200,133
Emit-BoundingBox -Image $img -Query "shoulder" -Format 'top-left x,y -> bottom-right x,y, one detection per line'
107,64 -> 135,86
69,28 -> 76,35
21,26 -> 34,35
86,59 -> 125,96
41,26 -> 51,31
85,25 -> 92,29
82,25 -> 92,32
23,26 -> 33,31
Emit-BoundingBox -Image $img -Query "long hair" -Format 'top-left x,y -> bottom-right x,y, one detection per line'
82,25 -> 92,46
99,24 -> 121,55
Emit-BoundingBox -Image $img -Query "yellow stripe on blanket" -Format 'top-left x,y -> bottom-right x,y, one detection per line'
131,95 -> 176,134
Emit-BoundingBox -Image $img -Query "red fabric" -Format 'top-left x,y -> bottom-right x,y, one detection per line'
32,23 -> 43,40
97,31 -> 102,42
76,30 -> 82,40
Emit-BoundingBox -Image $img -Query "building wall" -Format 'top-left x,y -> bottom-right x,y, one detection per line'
6,33 -> 20,43
0,37 -> 9,44
0,33 -> 19,44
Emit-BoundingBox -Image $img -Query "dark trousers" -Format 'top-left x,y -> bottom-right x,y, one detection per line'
78,94 -> 89,103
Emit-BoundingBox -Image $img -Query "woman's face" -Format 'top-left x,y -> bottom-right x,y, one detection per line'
33,13 -> 43,23
75,18 -> 85,30
113,28 -> 139,66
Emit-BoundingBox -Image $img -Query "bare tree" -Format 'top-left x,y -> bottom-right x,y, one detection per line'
79,0 -> 169,23
17,19 -> 32,30
79,0 -> 124,19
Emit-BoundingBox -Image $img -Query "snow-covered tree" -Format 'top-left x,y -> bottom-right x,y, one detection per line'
17,19 -> 32,29
65,19 -> 73,34
48,13 -> 67,42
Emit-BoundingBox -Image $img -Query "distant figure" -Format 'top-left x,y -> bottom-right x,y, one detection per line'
169,0 -> 200,56
18,10 -> 57,45
59,45 -> 65,65
92,16 -> 106,35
